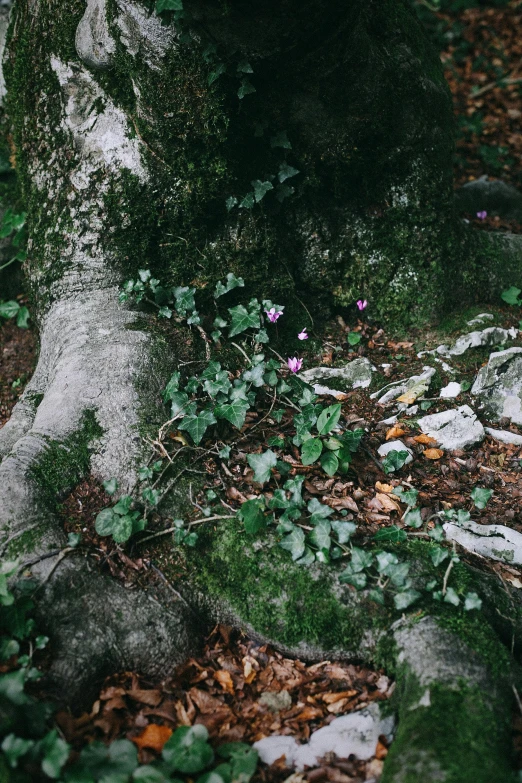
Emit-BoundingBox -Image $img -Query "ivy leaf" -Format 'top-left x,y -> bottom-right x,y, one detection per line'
270,131 -> 292,149
236,60 -> 253,73
238,498 -> 267,534
228,304 -> 261,337
267,489 -> 290,509
275,183 -> 295,202
173,286 -> 196,316
226,196 -> 238,212
208,62 -> 226,85
280,526 -> 306,561
215,400 -> 249,429
301,438 -> 323,466
347,332 -> 361,346
284,476 -> 305,507
340,429 -> 364,452
278,163 -> 300,183
382,450 -> 410,474
238,79 -> 256,99
320,451 -> 339,477
308,520 -> 331,552
113,495 -> 132,515
16,307 -> 30,328
242,362 -> 265,387
203,370 -> 232,397
444,587 -> 460,606
369,588 -> 385,605
394,590 -> 420,611
239,193 -> 255,209
162,725 -> 214,774
156,0 -> 183,11
251,180 -> 273,203
214,273 -> 244,298
142,488 -> 161,507
163,371 -> 181,401
428,524 -> 444,542
247,450 -> 277,485
464,592 -> 482,611
501,285 -> 522,306
395,486 -> 419,506
308,497 -> 333,524
170,392 -> 196,419
471,487 -> 493,509
373,525 -> 407,543
404,508 -> 423,528
316,404 -> 342,435
331,520 -> 356,543
430,546 -> 449,567
340,571 -> 367,589
351,547 -> 373,572
376,551 -> 398,573
179,410 -> 217,445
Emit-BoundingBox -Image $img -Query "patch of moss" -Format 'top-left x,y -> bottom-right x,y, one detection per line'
29,410 -> 103,512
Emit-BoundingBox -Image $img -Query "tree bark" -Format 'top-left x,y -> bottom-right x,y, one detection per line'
1,0 -> 521,779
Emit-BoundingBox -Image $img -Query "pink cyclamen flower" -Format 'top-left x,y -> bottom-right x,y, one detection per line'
297,328 -> 308,340
356,299 -> 368,311
476,210 -> 487,220
287,357 -> 303,373
265,307 -> 283,323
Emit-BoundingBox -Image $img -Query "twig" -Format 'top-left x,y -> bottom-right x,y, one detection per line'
231,341 -> 252,365
137,514 -> 236,546
196,324 -> 212,361
149,561 -> 198,615
442,556 -> 454,597
514,685 -> 522,716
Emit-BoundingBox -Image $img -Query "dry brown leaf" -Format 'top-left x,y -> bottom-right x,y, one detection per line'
375,493 -> 401,513
214,670 -> 235,695
385,426 -> 406,441
189,688 -> 224,714
126,690 -> 163,707
132,723 -> 172,752
375,482 -> 394,493
424,448 -> 444,460
414,434 -> 438,445
321,690 -> 358,704
324,496 -> 359,513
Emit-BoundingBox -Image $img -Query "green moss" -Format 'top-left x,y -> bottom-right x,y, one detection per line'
182,518 -> 391,653
29,410 -> 103,511
382,681 -> 516,783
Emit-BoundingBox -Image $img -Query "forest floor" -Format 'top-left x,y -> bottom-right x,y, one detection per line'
2,3 -> 522,781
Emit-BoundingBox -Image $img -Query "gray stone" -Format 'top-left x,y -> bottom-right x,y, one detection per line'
454,175 -> 522,221
467,313 -> 494,327
471,347 -> 522,426
444,519 -> 522,566
445,326 -> 517,357
377,440 -> 413,465
75,0 -> 116,70
299,358 -> 373,392
370,367 -> 435,404
485,427 -> 522,446
417,405 -> 484,450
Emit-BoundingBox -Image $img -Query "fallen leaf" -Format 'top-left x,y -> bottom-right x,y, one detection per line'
397,378 -> 430,404
386,426 -> 406,441
126,690 -> 162,707
132,723 -> 172,752
414,434 -> 438,445
375,482 -> 394,493
424,448 -> 444,460
324,496 -> 359,513
321,690 -> 358,704
214,670 -> 235,694
375,493 -> 401,513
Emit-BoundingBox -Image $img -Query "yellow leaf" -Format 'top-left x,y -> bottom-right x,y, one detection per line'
424,448 -> 444,460
385,426 -> 407,441
414,434 -> 438,445
397,379 -> 430,404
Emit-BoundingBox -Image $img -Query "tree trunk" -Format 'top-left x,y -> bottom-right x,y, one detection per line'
1,0 -> 522,779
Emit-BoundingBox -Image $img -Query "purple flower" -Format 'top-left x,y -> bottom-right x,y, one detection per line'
265,307 -> 283,323
297,328 -> 308,340
476,210 -> 487,220
356,299 -> 368,311
287,357 -> 303,373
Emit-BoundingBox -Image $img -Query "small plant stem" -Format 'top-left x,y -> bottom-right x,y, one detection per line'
137,514 -> 236,546
442,557 -> 454,597
231,341 -> 252,365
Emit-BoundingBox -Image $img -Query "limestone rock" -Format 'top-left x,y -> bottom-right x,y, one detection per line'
417,405 -> 484,450
439,382 -> 461,399
254,703 -> 394,770
370,367 -> 435,404
446,326 -> 517,357
75,0 -> 116,70
444,519 -> 522,566
485,427 -> 522,446
471,347 -> 522,425
299,358 -> 373,392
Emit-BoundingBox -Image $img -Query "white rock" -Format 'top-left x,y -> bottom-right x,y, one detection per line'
471,347 -> 522,426
446,326 -> 517,357
444,520 -> 522,565
467,313 -> 494,327
254,704 -> 395,770
485,427 -> 522,446
254,736 -> 300,767
377,440 -> 413,465
300,358 -> 373,392
439,382 -> 461,399
310,384 -> 349,400
371,367 -> 435,404
417,405 -> 484,450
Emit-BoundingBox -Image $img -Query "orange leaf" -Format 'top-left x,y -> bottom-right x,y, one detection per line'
386,426 -> 406,441
214,670 -> 234,694
132,724 -> 172,752
424,448 -> 444,460
414,434 -> 438,445
375,482 -> 394,493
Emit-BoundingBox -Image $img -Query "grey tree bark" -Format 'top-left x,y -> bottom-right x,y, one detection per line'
0,0 -> 521,780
